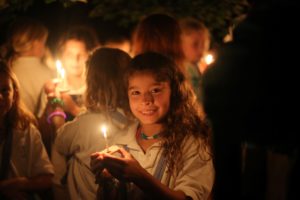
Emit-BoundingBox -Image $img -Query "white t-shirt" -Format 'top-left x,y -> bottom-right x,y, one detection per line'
114,122 -> 215,200
52,110 -> 129,200
8,124 -> 54,178
12,57 -> 55,117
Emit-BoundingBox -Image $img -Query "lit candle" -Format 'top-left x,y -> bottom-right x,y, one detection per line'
55,60 -> 69,92
60,67 -> 67,89
199,53 -> 215,74
55,60 -> 62,82
101,125 -> 109,152
204,53 -> 214,65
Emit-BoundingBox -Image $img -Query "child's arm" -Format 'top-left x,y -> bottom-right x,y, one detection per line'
133,166 -> 190,200
0,174 -> 52,198
60,92 -> 83,116
91,148 -> 190,200
0,174 -> 52,191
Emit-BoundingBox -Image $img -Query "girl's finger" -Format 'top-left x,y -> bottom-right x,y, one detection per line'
90,152 -> 100,160
90,162 -> 104,174
90,154 -> 105,173
102,154 -> 125,168
105,167 -> 123,180
117,147 -> 130,157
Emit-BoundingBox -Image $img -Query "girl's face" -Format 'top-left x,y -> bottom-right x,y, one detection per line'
181,30 -> 208,63
128,72 -> 171,125
32,34 -> 47,58
0,73 -> 14,120
61,39 -> 89,77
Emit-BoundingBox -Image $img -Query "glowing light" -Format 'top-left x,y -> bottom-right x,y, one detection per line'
101,125 -> 107,139
100,125 -> 109,152
55,60 -> 69,92
204,54 -> 214,65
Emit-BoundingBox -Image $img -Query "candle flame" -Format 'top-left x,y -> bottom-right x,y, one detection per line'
55,60 -> 64,80
204,54 -> 214,65
101,125 -> 107,139
61,68 -> 65,79
56,60 -> 62,71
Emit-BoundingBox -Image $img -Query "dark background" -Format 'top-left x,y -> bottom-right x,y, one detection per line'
0,0 -> 251,52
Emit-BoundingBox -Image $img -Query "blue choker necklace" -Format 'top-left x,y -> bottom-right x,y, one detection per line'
138,127 -> 161,140
141,132 -> 160,140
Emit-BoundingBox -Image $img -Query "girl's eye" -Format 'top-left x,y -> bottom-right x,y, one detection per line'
151,88 -> 162,94
1,88 -> 10,94
130,90 -> 140,96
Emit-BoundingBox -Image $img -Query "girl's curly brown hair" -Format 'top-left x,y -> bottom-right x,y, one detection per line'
0,61 -> 37,137
124,52 -> 212,175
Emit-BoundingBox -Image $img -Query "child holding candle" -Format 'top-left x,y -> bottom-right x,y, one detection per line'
39,25 -> 99,155
51,48 -> 132,200
180,17 -> 211,74
49,25 -> 99,119
0,61 -> 54,199
90,52 -> 214,200
179,17 -> 211,101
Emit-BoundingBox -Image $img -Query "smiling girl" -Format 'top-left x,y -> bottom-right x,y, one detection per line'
0,61 -> 54,199
91,52 -> 214,200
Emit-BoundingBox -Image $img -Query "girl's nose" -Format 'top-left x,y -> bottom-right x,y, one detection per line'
76,54 -> 81,62
142,92 -> 154,105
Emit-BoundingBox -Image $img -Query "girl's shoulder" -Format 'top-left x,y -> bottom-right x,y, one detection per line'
55,111 -> 94,135
56,110 -> 131,139
75,109 -> 128,120
181,135 -> 201,149
181,135 -> 212,160
13,123 -> 41,142
13,123 -> 39,134
59,110 -> 101,127
82,108 -> 131,129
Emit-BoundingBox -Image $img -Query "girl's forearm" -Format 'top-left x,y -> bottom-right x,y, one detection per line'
133,169 -> 188,200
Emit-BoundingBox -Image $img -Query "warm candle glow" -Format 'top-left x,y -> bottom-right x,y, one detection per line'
55,60 -> 69,92
204,54 -> 214,65
55,60 -> 62,80
100,125 -> 109,152
61,68 -> 65,79
101,125 -> 107,139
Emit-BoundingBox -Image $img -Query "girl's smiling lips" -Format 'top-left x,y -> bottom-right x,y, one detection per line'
140,108 -> 157,115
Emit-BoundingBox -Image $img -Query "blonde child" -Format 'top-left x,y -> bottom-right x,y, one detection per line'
91,52 -> 214,200
180,17 -> 210,71
51,48 -> 132,200
179,17 -> 211,101
0,61 -> 54,199
7,17 -> 55,117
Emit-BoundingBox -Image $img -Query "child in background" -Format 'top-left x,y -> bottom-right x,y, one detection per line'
39,25 -> 99,155
91,52 -> 214,200
179,17 -> 211,100
51,48 -> 132,200
53,25 -> 99,118
7,17 -> 55,117
132,13 -> 185,73
0,61 -> 54,199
